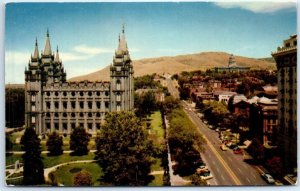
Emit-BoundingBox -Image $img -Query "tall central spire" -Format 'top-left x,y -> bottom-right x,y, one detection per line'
117,25 -> 128,52
44,29 -> 52,56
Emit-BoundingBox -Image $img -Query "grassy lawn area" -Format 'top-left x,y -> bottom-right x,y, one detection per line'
148,174 -> 163,186
6,153 -> 95,168
51,162 -> 103,186
6,154 -> 22,166
149,111 -> 164,139
151,158 -> 163,171
43,152 -> 95,168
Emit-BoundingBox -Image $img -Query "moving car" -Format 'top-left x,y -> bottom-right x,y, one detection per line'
220,144 -> 228,151
261,173 -> 275,184
197,165 -> 209,173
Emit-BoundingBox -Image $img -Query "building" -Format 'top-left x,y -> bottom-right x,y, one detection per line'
272,35 -> 297,174
213,91 -> 237,104
214,54 -> 250,73
249,97 -> 278,146
24,27 -> 134,136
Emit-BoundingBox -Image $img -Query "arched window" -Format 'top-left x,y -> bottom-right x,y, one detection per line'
116,80 -> 121,90
117,103 -> 121,112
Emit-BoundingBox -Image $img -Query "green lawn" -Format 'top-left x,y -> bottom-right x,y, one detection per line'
43,152 -> 95,168
149,111 -> 164,139
148,174 -> 163,186
6,153 -> 95,168
151,158 -> 163,171
6,154 -> 22,166
51,162 -> 103,186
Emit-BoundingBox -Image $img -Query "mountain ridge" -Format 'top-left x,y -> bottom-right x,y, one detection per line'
68,52 -> 276,82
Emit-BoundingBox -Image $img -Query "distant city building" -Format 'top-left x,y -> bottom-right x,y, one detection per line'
213,91 -> 237,104
214,54 -> 250,73
24,27 -> 134,136
249,97 -> 278,146
272,34 -> 297,174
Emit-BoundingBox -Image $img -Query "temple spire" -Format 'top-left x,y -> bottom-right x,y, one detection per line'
117,25 -> 128,52
32,37 -> 39,59
44,29 -> 52,56
55,45 -> 60,62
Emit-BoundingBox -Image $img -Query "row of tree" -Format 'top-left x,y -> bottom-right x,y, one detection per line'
19,111 -> 156,186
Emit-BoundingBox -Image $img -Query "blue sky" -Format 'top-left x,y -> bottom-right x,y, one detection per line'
5,1 -> 297,84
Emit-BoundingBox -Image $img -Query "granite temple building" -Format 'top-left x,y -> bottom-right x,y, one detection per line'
24,27 -> 134,136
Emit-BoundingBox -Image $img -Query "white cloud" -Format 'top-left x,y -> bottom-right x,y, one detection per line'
73,44 -> 114,55
214,1 -> 296,13
5,51 -> 31,66
129,48 -> 140,53
60,52 -> 91,62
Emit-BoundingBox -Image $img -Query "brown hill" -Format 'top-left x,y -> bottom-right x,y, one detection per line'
68,52 -> 276,82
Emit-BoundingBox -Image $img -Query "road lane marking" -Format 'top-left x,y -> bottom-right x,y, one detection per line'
228,157 -> 233,162
237,167 -> 242,173
246,177 -> 251,183
251,173 -> 257,179
184,109 -> 242,185
221,175 -> 225,181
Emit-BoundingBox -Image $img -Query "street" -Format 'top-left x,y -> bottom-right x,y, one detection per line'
166,78 -> 267,186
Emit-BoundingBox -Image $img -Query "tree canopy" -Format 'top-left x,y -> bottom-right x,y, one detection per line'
20,127 -> 45,185
70,127 -> 90,155
74,171 -> 92,186
46,131 -> 63,156
95,111 -> 155,186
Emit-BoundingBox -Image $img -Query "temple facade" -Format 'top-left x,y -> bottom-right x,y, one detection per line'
24,28 -> 134,136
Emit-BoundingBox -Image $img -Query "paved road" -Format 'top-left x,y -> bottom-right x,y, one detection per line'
166,78 -> 267,186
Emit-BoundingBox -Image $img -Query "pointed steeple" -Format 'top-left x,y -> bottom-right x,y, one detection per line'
55,45 -> 60,62
32,38 -> 39,59
117,24 -> 128,52
44,29 -> 52,56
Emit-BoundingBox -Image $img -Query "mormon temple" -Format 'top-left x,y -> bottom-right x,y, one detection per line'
24,27 -> 134,136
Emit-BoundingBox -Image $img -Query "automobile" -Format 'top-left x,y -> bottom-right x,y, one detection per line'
220,144 -> 228,151
232,146 -> 240,150
233,148 -> 244,154
200,172 -> 213,180
229,144 -> 238,149
196,166 -> 209,173
261,173 -> 275,184
226,141 -> 233,147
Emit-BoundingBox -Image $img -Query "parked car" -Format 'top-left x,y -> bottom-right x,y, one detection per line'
220,144 -> 228,151
233,148 -> 244,154
196,166 -> 209,173
261,173 -> 275,184
200,172 -> 213,180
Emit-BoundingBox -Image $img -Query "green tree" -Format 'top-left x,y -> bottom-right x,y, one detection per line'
6,134 -> 13,151
5,88 -> 25,127
46,131 -> 63,156
20,127 -> 45,185
74,170 -> 92,186
190,173 -> 207,186
134,91 -> 157,118
70,127 -> 90,155
95,111 -> 155,186
162,96 -> 181,114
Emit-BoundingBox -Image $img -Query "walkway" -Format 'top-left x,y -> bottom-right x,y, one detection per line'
44,159 -> 97,182
165,116 -> 189,186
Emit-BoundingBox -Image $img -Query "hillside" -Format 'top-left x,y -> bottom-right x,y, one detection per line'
68,52 -> 276,82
